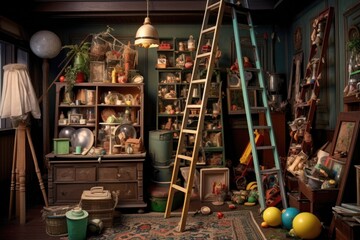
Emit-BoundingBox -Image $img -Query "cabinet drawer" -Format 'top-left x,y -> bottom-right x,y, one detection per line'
102,183 -> 138,200
54,166 -> 96,181
55,183 -> 93,202
98,165 -> 137,181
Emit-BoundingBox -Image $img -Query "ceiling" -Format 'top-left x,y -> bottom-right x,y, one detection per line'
1,0 -> 315,27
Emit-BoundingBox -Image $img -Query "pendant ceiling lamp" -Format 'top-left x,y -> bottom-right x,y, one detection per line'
134,0 -> 159,48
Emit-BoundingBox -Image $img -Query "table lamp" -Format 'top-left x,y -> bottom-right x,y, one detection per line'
0,63 -> 49,224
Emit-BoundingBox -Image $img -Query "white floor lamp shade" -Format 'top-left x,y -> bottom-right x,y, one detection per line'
0,63 -> 41,122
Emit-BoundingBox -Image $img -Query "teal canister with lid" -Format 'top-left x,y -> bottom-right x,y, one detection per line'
66,207 -> 89,240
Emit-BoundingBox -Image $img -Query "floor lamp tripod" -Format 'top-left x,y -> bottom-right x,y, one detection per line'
9,121 -> 49,224
0,64 -> 48,224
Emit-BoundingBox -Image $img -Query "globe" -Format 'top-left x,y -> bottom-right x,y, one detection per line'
30,30 -> 62,59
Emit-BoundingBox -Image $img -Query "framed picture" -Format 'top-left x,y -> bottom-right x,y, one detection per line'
333,121 -> 356,157
69,113 -> 82,124
330,158 -> 345,185
330,111 -> 360,210
227,87 -> 257,114
90,61 -> 105,82
200,168 -> 229,202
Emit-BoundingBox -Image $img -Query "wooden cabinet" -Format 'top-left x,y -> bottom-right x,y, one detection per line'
49,82 -> 146,210
46,154 -> 146,210
334,214 -> 360,240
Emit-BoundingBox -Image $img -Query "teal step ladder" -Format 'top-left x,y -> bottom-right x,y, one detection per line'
165,0 -> 287,232
229,0 -> 287,212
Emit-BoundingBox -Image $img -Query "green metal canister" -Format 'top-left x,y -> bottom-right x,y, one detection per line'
65,207 -> 88,240
149,130 -> 173,166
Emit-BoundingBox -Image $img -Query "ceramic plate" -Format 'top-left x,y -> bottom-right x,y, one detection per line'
101,108 -> 116,122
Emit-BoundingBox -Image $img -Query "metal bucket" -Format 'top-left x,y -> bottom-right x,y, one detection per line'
268,73 -> 285,93
66,207 -> 88,240
153,164 -> 173,182
149,130 -> 173,166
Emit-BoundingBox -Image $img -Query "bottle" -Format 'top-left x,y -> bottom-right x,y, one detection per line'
187,35 -> 195,51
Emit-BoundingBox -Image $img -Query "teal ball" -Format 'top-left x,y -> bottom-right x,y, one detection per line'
281,207 -> 300,230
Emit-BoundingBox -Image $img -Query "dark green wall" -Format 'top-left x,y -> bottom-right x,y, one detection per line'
42,0 -> 360,144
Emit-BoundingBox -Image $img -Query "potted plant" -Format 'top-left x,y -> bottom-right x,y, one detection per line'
347,37 -> 360,55
63,42 -> 91,92
347,37 -> 360,72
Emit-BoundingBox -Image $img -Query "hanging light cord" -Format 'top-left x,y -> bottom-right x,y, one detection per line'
146,0 -> 149,18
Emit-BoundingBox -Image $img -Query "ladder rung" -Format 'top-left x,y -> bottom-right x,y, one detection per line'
208,1 -> 221,11
247,86 -> 264,91
260,168 -> 280,175
250,107 -> 267,112
187,104 -> 201,109
192,79 -> 206,84
177,154 -> 193,162
202,26 -> 217,35
256,145 -> 275,150
197,52 -> 212,59
253,126 -> 271,130
245,67 -> 260,73
238,23 -> 251,30
172,184 -> 186,193
182,129 -> 197,135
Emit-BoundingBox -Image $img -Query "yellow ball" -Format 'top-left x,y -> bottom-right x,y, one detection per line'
262,207 -> 282,227
292,212 -> 322,239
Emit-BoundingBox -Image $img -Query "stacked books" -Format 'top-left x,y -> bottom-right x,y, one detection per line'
332,203 -> 360,223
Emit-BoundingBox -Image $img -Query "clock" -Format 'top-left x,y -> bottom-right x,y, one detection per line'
227,71 -> 252,88
228,73 -> 240,87
244,71 -> 253,81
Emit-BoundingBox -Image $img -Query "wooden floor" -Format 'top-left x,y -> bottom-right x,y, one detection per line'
0,199 -> 292,240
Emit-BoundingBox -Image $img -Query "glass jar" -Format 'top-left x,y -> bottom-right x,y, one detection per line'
104,91 -> 118,105
349,78 -> 358,94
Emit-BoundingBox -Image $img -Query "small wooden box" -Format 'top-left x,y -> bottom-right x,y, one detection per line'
125,138 -> 143,153
53,138 -> 70,154
298,178 -> 338,202
288,192 -> 310,212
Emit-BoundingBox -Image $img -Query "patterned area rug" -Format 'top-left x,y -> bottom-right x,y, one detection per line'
89,210 -> 266,240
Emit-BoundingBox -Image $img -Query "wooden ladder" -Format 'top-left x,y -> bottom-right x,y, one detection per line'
289,7 -> 334,157
229,1 -> 287,211
164,0 -> 225,232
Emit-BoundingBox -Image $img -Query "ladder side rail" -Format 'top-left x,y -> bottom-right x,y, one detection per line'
176,1 -> 226,231
247,11 -> 281,170
165,0 -> 215,217
247,11 -> 288,209
165,0 -> 226,231
230,3 -> 267,210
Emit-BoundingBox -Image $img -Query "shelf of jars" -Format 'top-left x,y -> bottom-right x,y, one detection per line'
54,82 -> 144,155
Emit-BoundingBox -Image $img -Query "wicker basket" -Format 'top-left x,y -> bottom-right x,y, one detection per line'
79,187 -> 119,228
42,205 -> 75,237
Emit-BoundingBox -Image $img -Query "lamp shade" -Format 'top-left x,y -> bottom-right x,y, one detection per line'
0,64 -> 41,120
134,17 -> 159,48
30,30 -> 62,59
